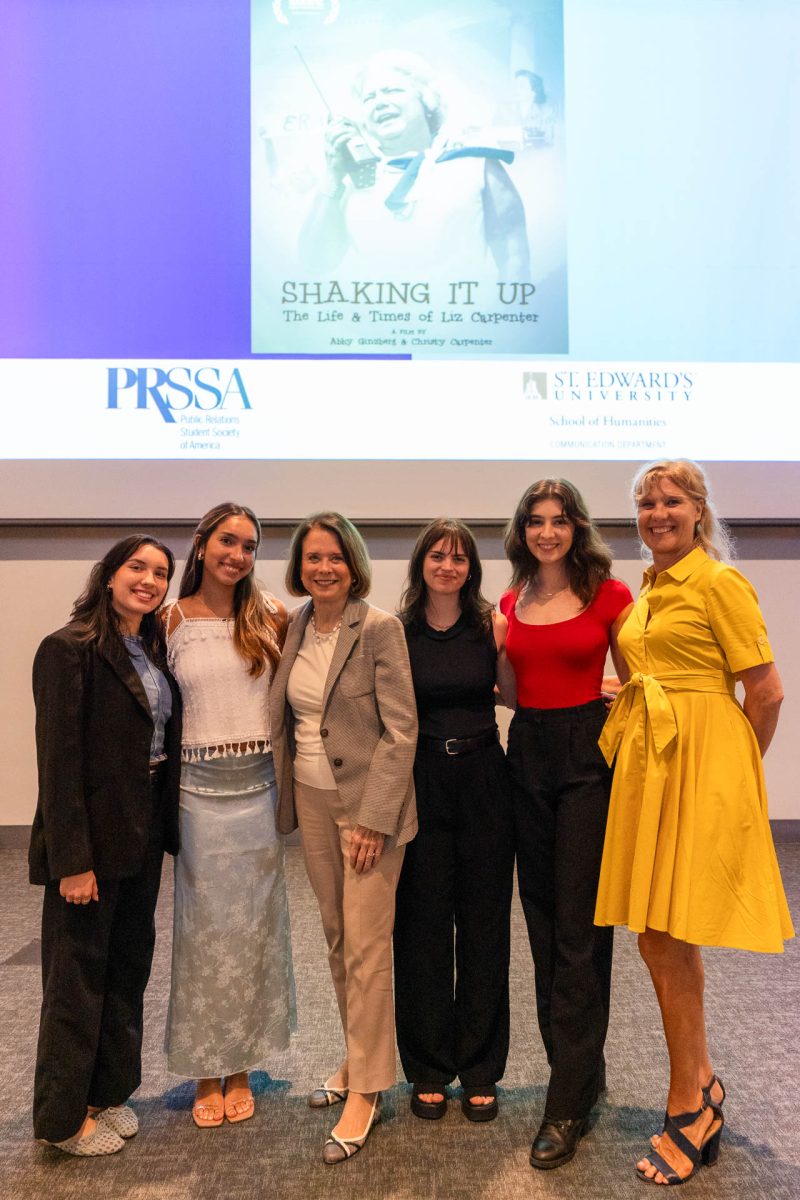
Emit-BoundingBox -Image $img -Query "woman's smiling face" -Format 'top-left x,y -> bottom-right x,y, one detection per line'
108,543 -> 170,632
200,515 -> 258,589
637,476 -> 702,569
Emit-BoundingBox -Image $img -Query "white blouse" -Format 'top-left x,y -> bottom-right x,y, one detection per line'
166,599 -> 277,761
285,620 -> 339,789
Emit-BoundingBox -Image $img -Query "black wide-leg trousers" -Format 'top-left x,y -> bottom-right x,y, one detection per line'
394,741 -> 515,1088
33,820 -> 164,1142
508,700 -> 614,1120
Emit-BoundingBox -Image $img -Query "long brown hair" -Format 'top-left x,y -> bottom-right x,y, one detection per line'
504,478 -> 613,606
70,535 -> 174,667
632,459 -> 734,562
398,518 -> 493,632
179,502 -> 281,678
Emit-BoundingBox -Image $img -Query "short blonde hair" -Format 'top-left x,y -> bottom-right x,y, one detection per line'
632,459 -> 734,561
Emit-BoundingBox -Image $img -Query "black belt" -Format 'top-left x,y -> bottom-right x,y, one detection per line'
149,760 -> 167,784
419,730 -> 499,757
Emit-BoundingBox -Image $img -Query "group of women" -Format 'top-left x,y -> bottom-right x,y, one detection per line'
29,460 -> 793,1185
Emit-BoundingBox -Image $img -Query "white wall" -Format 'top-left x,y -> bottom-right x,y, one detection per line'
1,524 -> 797,826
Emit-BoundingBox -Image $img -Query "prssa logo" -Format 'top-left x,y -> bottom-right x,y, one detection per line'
107,367 -> 251,424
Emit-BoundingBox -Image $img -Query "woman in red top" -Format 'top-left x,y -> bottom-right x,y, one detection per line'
501,478 -> 632,1170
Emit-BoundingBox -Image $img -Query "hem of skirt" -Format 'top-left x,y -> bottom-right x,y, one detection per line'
181,742 -> 272,763
594,914 -> 793,954
166,1054 -> 291,1079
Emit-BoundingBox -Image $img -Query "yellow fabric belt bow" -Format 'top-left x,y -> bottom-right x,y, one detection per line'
599,670 -> 732,764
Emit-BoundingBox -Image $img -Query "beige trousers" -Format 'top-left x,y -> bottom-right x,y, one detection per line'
294,780 -> 405,1093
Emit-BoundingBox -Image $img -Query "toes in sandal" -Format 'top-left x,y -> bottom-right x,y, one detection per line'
224,1091 -> 255,1124
461,1084 -> 498,1123
410,1085 -> 447,1120
192,1099 -> 224,1128
637,1103 -> 724,1185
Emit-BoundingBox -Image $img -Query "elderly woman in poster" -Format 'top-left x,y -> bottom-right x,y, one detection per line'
299,51 -> 530,283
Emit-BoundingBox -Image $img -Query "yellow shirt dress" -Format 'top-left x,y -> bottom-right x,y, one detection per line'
594,547 -> 793,953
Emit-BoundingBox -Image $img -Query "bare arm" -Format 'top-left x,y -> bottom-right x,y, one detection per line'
492,611 -> 517,708
739,661 -> 783,756
608,603 -> 633,686
298,118 -> 358,271
271,597 -> 289,651
483,159 -> 531,279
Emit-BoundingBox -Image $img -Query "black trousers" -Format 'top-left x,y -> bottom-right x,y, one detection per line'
33,814 -> 165,1142
508,700 -> 614,1120
393,741 -> 515,1088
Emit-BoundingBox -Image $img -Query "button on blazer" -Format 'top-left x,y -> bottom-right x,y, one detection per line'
270,598 -> 418,844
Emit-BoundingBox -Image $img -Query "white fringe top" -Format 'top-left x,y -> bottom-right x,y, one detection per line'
166,598 -> 277,762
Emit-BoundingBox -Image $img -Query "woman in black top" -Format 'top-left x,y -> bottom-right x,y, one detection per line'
394,518 -> 515,1122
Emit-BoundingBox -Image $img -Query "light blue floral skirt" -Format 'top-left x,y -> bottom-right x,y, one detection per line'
165,752 -> 296,1077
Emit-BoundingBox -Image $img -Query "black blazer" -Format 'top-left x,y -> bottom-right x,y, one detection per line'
28,625 -> 182,885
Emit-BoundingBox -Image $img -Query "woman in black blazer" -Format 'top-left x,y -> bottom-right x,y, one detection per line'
30,535 -> 181,1157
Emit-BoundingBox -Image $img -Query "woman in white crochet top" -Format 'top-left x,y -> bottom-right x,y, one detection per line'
163,502 -> 295,1127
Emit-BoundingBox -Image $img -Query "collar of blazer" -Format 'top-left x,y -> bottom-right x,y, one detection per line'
97,634 -> 154,724
321,597 -> 366,713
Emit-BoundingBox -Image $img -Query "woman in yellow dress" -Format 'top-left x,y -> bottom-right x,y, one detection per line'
595,459 -> 793,1186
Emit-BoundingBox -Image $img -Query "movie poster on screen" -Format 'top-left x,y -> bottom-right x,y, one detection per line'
252,0 -> 567,359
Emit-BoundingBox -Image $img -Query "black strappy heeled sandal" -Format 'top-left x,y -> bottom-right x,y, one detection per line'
636,1099 -> 724,1186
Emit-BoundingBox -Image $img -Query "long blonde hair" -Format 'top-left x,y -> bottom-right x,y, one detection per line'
180,502 -> 282,677
632,460 -> 734,562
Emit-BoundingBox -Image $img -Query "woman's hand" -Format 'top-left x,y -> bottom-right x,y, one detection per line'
322,118 -> 362,189
59,870 -> 99,904
350,826 -> 386,874
601,674 -> 624,709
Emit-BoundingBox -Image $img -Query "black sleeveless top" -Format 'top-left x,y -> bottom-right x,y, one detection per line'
404,614 -> 498,741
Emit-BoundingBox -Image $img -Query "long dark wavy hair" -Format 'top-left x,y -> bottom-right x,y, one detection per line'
398,518 -> 493,632
179,502 -> 282,678
69,535 -> 175,667
504,478 -> 613,606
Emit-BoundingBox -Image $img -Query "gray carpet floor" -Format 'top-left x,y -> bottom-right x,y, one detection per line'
1,844 -> 798,1200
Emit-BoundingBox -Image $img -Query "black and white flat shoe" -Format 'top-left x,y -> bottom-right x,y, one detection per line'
308,1077 -> 349,1108
322,1094 -> 381,1164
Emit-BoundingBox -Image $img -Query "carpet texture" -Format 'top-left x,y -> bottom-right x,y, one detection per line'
1,845 -> 797,1199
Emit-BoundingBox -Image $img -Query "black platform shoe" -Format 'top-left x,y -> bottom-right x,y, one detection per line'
410,1085 -> 447,1121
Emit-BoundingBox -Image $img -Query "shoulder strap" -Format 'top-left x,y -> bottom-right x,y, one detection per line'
163,598 -> 185,637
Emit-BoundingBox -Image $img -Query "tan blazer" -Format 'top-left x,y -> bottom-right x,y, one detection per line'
270,597 -> 418,845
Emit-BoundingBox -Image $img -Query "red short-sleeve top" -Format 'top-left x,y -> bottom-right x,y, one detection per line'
499,578 -> 633,709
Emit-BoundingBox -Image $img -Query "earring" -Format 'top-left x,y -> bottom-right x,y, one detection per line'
198,551 -> 204,560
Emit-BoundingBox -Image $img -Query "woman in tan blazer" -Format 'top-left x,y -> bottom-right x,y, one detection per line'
270,512 -> 417,1164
